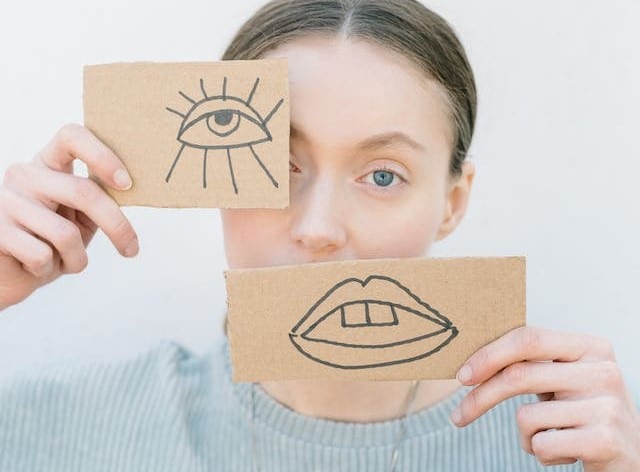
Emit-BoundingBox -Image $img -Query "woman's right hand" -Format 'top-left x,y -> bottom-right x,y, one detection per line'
0,123 -> 139,310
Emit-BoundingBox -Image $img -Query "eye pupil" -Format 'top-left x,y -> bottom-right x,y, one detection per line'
373,170 -> 394,186
214,110 -> 234,126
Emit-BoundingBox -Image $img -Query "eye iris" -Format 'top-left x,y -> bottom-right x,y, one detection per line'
373,170 -> 394,186
214,110 -> 233,126
205,110 -> 241,137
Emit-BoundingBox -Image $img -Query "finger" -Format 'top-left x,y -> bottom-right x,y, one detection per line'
0,218 -> 56,278
457,326 -> 615,386
57,205 -> 98,247
452,361 -> 622,427
536,392 -> 554,402
516,400 -> 587,454
35,123 -> 133,191
531,428 -> 618,465
2,189 -> 88,273
17,164 -> 138,257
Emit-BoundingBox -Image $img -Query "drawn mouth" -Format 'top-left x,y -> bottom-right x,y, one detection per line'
288,275 -> 458,369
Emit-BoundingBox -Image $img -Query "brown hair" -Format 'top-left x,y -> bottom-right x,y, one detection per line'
222,0 -> 477,176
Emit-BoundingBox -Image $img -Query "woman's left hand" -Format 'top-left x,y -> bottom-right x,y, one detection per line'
450,326 -> 640,470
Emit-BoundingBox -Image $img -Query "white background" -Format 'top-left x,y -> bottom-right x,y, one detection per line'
0,1 -> 638,401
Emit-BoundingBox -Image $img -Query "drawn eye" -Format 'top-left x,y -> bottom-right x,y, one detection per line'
288,275 -> 458,369
176,95 -> 271,149
165,77 -> 284,193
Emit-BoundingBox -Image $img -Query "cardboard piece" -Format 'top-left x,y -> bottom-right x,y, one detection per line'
83,59 -> 290,208
226,256 -> 526,382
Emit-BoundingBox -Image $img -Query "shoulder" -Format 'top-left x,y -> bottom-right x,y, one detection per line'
0,337 -> 230,471
0,338 -> 199,395
0,336 -> 234,405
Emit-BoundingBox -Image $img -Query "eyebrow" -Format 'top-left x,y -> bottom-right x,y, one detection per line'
290,124 -> 426,153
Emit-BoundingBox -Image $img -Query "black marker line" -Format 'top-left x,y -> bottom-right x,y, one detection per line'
246,78 -> 260,105
178,137 -> 272,151
303,326 -> 450,349
176,97 -> 267,137
165,143 -> 185,182
339,300 -> 398,328
263,98 -> 284,125
166,107 -> 185,119
248,144 -> 279,188
289,327 -> 458,370
200,78 -> 208,99
227,148 -> 238,194
301,300 -> 440,337
288,274 -> 459,369
291,277 -> 365,333
390,305 -> 399,325
178,91 -> 196,105
292,275 -> 453,333
205,111 -> 242,138
165,79 -> 283,193
203,148 -> 208,188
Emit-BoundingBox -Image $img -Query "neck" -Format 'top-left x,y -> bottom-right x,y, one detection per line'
259,378 -> 462,423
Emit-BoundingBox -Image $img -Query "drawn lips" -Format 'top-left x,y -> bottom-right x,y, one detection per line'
288,275 -> 458,369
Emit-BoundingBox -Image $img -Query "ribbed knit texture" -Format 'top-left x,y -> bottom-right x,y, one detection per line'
0,338 -> 583,471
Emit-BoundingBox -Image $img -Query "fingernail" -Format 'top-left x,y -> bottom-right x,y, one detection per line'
113,169 -> 132,190
450,407 -> 462,426
457,365 -> 472,383
124,238 -> 139,257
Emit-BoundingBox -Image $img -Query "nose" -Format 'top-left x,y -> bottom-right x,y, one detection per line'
289,176 -> 348,254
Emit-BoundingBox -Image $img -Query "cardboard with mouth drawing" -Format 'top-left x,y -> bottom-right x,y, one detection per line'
226,256 -> 526,381
83,59 -> 289,208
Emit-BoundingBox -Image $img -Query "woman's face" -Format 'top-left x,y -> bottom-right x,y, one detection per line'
220,35 -> 474,269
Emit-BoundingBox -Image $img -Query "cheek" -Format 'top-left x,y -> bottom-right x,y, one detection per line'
220,209 -> 286,269
348,194 -> 444,258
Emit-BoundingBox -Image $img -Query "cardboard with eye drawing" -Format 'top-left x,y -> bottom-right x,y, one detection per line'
226,256 -> 526,381
83,59 -> 289,208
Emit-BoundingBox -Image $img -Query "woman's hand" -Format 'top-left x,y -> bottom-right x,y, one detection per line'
451,326 -> 640,470
0,123 -> 139,310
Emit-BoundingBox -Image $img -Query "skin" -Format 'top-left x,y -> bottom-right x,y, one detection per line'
0,35 -> 638,470
222,36 -> 468,421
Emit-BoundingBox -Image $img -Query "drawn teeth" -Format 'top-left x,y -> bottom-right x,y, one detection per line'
368,302 -> 397,325
342,303 -> 365,326
341,302 -> 397,327
290,275 -> 458,369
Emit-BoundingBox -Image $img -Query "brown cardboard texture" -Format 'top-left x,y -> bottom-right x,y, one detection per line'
83,60 -> 289,208
226,256 -> 526,382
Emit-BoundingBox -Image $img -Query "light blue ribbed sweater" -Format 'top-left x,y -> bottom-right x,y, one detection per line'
0,338 -> 583,471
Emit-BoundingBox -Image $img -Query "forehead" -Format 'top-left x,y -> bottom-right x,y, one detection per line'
262,35 -> 453,156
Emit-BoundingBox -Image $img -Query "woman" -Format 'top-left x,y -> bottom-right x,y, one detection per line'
0,1 -> 638,470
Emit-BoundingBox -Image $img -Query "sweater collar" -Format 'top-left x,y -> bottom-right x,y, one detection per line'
220,339 -> 470,448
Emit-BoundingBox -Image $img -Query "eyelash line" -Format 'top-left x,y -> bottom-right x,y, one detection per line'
367,165 -> 407,184
289,161 -> 408,187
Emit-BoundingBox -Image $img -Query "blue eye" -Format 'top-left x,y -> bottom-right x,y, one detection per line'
362,168 -> 403,188
373,170 -> 394,186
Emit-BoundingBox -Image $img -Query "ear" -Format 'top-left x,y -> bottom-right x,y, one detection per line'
435,160 -> 476,241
